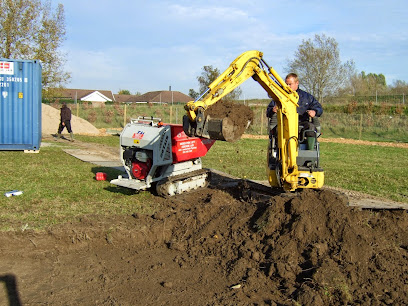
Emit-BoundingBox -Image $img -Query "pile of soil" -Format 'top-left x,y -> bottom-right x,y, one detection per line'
42,104 -> 101,136
206,101 -> 254,142
1,176 -> 407,305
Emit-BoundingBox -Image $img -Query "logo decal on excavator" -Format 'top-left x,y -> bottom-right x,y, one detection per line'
132,131 -> 145,139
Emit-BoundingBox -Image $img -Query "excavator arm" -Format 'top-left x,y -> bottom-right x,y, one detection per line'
184,50 -> 298,118
183,50 -> 322,191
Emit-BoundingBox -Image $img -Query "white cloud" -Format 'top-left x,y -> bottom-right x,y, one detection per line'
169,4 -> 253,21
58,0 -> 408,98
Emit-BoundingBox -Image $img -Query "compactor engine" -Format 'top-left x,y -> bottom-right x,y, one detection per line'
110,117 -> 215,196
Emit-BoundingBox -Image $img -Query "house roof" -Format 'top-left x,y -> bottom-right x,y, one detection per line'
81,91 -> 112,102
114,94 -> 142,103
54,88 -> 115,102
132,91 -> 192,103
50,89 -> 192,104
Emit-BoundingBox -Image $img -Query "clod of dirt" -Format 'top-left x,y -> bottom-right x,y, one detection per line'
161,281 -> 173,288
205,100 -> 254,142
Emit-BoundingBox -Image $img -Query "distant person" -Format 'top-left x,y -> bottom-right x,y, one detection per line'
266,73 -> 323,149
56,103 -> 74,142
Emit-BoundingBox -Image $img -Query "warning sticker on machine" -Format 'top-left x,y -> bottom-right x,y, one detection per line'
177,140 -> 197,154
0,62 -> 14,75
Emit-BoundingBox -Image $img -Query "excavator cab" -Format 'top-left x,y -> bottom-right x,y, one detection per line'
267,115 -> 324,190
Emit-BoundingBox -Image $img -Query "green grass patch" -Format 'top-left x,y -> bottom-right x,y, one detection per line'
0,143 -> 158,231
202,139 -> 269,180
321,142 -> 408,202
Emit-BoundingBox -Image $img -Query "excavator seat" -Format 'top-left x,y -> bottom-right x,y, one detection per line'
297,128 -> 321,169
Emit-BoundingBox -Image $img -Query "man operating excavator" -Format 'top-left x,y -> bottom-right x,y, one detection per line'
266,73 -> 323,150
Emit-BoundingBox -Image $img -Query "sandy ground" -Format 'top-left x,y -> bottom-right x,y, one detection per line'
42,104 -> 101,136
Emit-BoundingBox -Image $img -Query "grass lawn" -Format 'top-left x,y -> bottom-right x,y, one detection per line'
0,139 -> 158,231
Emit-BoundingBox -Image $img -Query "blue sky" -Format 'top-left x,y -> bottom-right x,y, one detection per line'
57,0 -> 408,99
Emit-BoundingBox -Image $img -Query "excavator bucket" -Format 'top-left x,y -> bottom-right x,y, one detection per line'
205,116 -> 240,141
183,115 -> 247,142
183,101 -> 253,142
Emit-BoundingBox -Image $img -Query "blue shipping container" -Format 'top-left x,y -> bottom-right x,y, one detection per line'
0,59 -> 42,151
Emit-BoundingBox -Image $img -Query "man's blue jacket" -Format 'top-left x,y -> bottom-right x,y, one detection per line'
266,88 -> 323,122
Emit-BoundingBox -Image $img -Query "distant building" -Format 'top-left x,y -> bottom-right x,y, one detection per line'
113,94 -> 142,103
49,89 -> 192,106
50,88 -> 114,107
115,90 -> 192,104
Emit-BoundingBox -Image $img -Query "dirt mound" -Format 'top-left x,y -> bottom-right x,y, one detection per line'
206,100 -> 254,142
42,104 -> 101,136
1,178 -> 407,305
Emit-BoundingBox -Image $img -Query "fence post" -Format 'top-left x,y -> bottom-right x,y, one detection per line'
170,106 -> 173,123
359,113 -> 363,140
123,104 -> 127,127
260,109 -> 264,135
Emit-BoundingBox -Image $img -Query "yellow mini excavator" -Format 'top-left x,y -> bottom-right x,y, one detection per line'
183,50 -> 324,191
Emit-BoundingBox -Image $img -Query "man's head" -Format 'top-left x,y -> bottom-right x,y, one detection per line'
285,73 -> 299,91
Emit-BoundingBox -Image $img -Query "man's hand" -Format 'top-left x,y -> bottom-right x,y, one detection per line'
272,106 -> 278,113
307,110 -> 316,118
